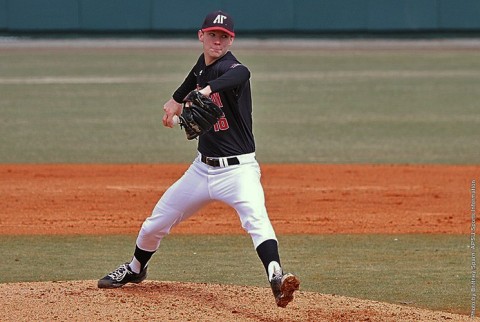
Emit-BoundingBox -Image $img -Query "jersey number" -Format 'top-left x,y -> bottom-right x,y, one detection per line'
213,117 -> 229,132
209,93 -> 228,132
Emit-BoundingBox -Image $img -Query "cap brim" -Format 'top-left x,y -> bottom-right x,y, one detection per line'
202,27 -> 235,37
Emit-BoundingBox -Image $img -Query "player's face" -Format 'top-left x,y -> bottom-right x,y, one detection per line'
198,30 -> 234,65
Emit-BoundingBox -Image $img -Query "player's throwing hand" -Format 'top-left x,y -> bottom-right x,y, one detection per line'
162,98 -> 182,128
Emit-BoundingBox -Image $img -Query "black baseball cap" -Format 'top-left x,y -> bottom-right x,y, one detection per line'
201,10 -> 235,37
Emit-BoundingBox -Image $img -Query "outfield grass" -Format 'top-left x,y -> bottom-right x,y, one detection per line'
0,40 -> 479,163
0,234 -> 471,315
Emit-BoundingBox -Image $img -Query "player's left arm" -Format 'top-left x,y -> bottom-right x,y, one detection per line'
207,63 -> 250,94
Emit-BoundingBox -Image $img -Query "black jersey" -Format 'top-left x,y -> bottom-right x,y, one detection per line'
172,51 -> 255,157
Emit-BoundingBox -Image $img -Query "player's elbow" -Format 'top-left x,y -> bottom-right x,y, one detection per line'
243,66 -> 251,80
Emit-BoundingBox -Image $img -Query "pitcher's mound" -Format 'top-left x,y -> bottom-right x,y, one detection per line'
0,280 -> 473,321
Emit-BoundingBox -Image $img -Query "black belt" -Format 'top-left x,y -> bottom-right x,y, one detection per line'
201,155 -> 240,167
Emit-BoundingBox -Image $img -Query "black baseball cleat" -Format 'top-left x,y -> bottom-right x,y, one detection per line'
270,270 -> 300,308
98,263 -> 147,288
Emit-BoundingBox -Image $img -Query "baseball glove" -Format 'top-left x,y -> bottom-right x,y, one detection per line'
179,90 -> 224,140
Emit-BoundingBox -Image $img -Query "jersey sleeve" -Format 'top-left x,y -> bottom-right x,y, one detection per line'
172,68 -> 197,103
207,63 -> 250,93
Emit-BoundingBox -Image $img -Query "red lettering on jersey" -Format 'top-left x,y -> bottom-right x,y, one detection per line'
208,92 -> 228,132
214,117 -> 229,132
210,92 -> 223,107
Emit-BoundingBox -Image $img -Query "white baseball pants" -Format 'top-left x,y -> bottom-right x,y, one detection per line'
136,152 -> 277,252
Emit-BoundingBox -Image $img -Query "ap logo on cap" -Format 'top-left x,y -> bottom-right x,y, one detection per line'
201,11 -> 235,36
213,15 -> 227,24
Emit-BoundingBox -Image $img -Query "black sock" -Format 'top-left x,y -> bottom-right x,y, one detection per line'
256,239 -> 281,275
134,245 -> 155,271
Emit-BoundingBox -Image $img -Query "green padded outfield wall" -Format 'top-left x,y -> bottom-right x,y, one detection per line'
1,0 -> 479,33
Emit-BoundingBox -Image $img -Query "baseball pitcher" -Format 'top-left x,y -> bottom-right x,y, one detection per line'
98,10 -> 300,308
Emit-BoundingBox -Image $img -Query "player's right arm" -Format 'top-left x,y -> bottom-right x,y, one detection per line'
162,99 -> 183,128
163,66 -> 197,128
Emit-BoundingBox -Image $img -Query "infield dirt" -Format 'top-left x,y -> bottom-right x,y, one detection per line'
1,164 -> 476,235
1,164 -> 478,321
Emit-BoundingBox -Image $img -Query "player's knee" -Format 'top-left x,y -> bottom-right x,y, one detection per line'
137,222 -> 169,250
140,217 -> 170,237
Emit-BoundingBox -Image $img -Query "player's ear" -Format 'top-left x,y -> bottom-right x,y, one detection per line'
198,30 -> 204,42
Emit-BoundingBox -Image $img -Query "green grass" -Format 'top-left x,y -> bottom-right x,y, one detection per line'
0,234 -> 472,315
0,43 -> 479,163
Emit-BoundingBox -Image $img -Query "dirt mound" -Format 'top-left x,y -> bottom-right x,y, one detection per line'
0,280 -> 473,321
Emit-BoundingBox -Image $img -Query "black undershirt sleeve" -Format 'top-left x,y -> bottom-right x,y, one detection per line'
208,65 -> 250,93
172,68 -> 197,103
